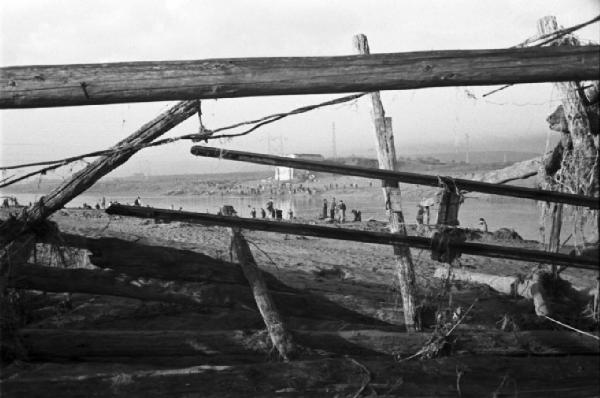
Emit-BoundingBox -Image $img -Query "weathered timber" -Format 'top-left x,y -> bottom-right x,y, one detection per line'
434,267 -> 552,316
6,263 -> 243,308
3,356 -> 599,398
1,46 -> 598,108
539,16 -> 598,197
354,34 -> 418,331
190,146 -> 598,208
106,204 -> 600,270
227,214 -> 296,360
0,101 -> 198,281
14,329 -> 599,360
8,258 -> 393,325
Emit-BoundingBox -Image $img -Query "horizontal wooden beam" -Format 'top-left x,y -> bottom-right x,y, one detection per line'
15,328 -> 599,360
190,146 -> 598,209
106,205 -> 599,270
1,46 -> 598,108
4,356 -> 599,397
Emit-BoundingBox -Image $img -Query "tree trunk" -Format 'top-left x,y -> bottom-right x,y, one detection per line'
353,34 -> 419,331
1,46 -> 598,108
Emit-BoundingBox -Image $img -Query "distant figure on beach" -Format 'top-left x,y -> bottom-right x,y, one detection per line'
322,199 -> 328,219
351,209 -> 362,222
250,208 -> 257,218
266,199 -> 275,218
478,218 -> 488,232
101,197 -> 106,209
416,205 -> 425,225
330,198 -> 336,219
260,208 -> 266,218
338,200 -> 347,223
134,196 -> 141,206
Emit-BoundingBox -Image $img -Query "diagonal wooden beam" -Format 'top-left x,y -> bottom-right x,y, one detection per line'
189,146 -> 598,209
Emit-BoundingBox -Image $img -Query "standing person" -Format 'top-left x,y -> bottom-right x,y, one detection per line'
330,197 -> 336,219
322,199 -> 328,219
266,199 -> 275,218
101,197 -> 106,209
338,200 -> 347,223
260,208 -> 266,218
288,209 -> 293,220
416,205 -> 425,225
250,208 -> 257,218
134,196 -> 141,206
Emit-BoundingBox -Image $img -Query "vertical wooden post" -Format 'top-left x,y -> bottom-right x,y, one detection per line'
354,34 -> 419,331
222,207 -> 296,360
537,16 -> 597,275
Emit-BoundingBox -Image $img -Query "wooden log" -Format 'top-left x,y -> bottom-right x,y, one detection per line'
190,146 -> 598,209
0,101 -> 198,281
1,46 -> 598,108
3,356 -> 599,398
6,263 -> 243,308
7,257 -> 393,326
435,267 -> 550,316
14,328 -> 599,360
226,209 -> 296,360
106,204 -> 600,270
354,34 -> 418,331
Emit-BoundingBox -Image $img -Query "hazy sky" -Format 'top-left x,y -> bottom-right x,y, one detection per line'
1,0 -> 599,179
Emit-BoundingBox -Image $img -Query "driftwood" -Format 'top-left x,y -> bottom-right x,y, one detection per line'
190,146 -> 598,208
1,46 -> 598,108
434,267 -> 552,316
14,329 -> 599,360
354,34 -> 418,331
0,101 -> 198,282
4,356 -> 598,398
106,205 -> 600,270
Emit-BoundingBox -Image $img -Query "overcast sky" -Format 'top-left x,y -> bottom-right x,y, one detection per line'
1,0 -> 599,178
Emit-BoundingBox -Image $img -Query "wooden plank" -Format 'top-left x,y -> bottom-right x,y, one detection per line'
14,329 -> 599,360
2,356 -> 599,398
354,34 -> 418,331
0,46 -> 597,108
105,205 -> 600,270
189,146 -> 599,209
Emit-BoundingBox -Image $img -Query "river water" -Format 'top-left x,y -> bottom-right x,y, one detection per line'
5,191 -> 551,240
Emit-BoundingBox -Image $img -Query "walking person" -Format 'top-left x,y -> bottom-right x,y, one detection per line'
250,208 -> 257,218
322,199 -> 328,219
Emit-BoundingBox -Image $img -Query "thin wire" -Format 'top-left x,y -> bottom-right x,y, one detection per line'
482,14 -> 600,98
0,92 -> 367,187
543,315 -> 600,341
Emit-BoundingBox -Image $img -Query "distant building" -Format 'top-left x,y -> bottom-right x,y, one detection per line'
275,154 -> 324,181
